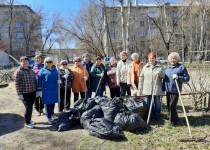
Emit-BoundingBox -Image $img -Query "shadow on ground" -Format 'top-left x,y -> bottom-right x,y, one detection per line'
0,113 -> 24,136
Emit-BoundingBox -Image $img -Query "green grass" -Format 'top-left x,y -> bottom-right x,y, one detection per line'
78,107 -> 210,150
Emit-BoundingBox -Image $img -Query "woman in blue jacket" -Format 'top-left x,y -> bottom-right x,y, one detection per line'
164,52 -> 190,126
37,57 -> 61,125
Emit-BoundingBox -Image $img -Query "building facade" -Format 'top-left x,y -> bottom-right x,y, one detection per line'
104,1 -> 181,59
0,5 -> 42,59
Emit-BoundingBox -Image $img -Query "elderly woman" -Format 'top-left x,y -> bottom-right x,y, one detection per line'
138,52 -> 165,121
59,60 -> 74,112
116,51 -> 131,97
106,57 -> 120,98
128,52 -> 143,95
70,57 -> 89,102
37,57 -> 61,125
90,56 -> 106,97
33,55 -> 44,116
164,52 -> 190,126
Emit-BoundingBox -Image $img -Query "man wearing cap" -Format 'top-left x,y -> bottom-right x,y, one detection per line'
14,56 -> 37,129
81,53 -> 93,98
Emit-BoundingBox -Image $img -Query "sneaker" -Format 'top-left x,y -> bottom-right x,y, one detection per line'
47,119 -> 53,125
25,123 -> 34,129
36,111 -> 41,116
40,110 -> 45,116
30,121 -> 36,125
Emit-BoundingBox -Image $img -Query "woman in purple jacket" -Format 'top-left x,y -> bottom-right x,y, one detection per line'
33,55 -> 44,116
164,52 -> 190,126
106,57 -> 120,98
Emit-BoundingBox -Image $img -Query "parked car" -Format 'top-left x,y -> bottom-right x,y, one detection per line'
157,57 -> 168,64
104,57 -> 111,66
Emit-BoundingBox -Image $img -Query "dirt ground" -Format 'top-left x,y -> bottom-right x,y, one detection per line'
0,82 -> 89,150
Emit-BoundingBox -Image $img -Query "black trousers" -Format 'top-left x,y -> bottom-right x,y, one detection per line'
166,92 -> 179,124
59,88 -> 71,111
74,92 -> 85,103
110,87 -> 120,98
120,83 -> 131,97
34,97 -> 44,112
22,91 -> 36,124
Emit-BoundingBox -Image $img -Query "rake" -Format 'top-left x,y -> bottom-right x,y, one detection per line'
175,79 -> 207,142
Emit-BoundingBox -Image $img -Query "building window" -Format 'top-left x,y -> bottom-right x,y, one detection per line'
14,21 -> 23,27
140,41 -> 145,47
140,21 -> 144,26
15,42 -> 24,48
15,33 -> 24,39
131,45 -> 136,51
131,35 -> 135,41
140,31 -> 147,37
3,22 -> 9,28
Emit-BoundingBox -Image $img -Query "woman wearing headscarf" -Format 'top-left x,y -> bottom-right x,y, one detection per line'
116,51 -> 131,97
138,52 -> 165,121
70,57 -> 89,102
164,52 -> 190,126
105,57 -> 120,98
90,56 -> 106,97
37,57 -> 61,125
59,60 -> 74,112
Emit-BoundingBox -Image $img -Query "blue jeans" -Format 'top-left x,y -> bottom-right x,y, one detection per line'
145,95 -> 161,117
45,104 -> 55,119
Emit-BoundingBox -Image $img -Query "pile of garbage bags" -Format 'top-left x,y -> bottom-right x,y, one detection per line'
56,96 -> 149,139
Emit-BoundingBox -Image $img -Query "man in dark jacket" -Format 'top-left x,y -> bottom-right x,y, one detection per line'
14,56 -> 37,129
81,53 -> 93,98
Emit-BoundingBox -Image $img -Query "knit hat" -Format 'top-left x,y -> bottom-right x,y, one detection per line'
83,53 -> 90,58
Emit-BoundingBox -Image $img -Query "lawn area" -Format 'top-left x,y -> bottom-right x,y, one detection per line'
78,101 -> 210,150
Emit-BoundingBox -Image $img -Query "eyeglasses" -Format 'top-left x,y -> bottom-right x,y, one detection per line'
62,63 -> 68,65
46,61 -> 52,63
75,60 -> 81,62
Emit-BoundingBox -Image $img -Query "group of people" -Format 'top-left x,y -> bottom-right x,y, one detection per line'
14,51 -> 190,129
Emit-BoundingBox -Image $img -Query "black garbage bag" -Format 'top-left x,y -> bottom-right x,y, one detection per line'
86,118 -> 124,139
100,100 -> 121,122
94,96 -> 109,105
80,105 -> 104,129
57,108 -> 80,132
74,98 -> 97,114
114,111 -> 148,131
124,97 -> 148,121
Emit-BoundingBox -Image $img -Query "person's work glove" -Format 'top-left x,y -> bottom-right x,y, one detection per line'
84,76 -> 88,81
63,74 -> 68,79
57,80 -> 62,84
100,72 -> 104,77
18,94 -> 24,101
36,91 -> 42,98
172,74 -> 178,80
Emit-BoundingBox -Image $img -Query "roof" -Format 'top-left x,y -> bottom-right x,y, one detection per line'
0,4 -> 37,15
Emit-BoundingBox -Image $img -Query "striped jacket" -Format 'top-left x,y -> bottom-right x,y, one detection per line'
14,66 -> 37,95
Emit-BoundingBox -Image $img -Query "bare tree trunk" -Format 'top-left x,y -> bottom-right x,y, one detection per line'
125,0 -> 131,55
120,0 -> 126,51
199,9 -> 206,52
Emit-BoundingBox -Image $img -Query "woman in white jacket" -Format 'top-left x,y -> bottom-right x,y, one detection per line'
116,51 -> 131,97
138,52 -> 165,120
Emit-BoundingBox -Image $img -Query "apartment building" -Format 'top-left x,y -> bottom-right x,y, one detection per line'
104,1 -> 180,58
0,5 -> 42,59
